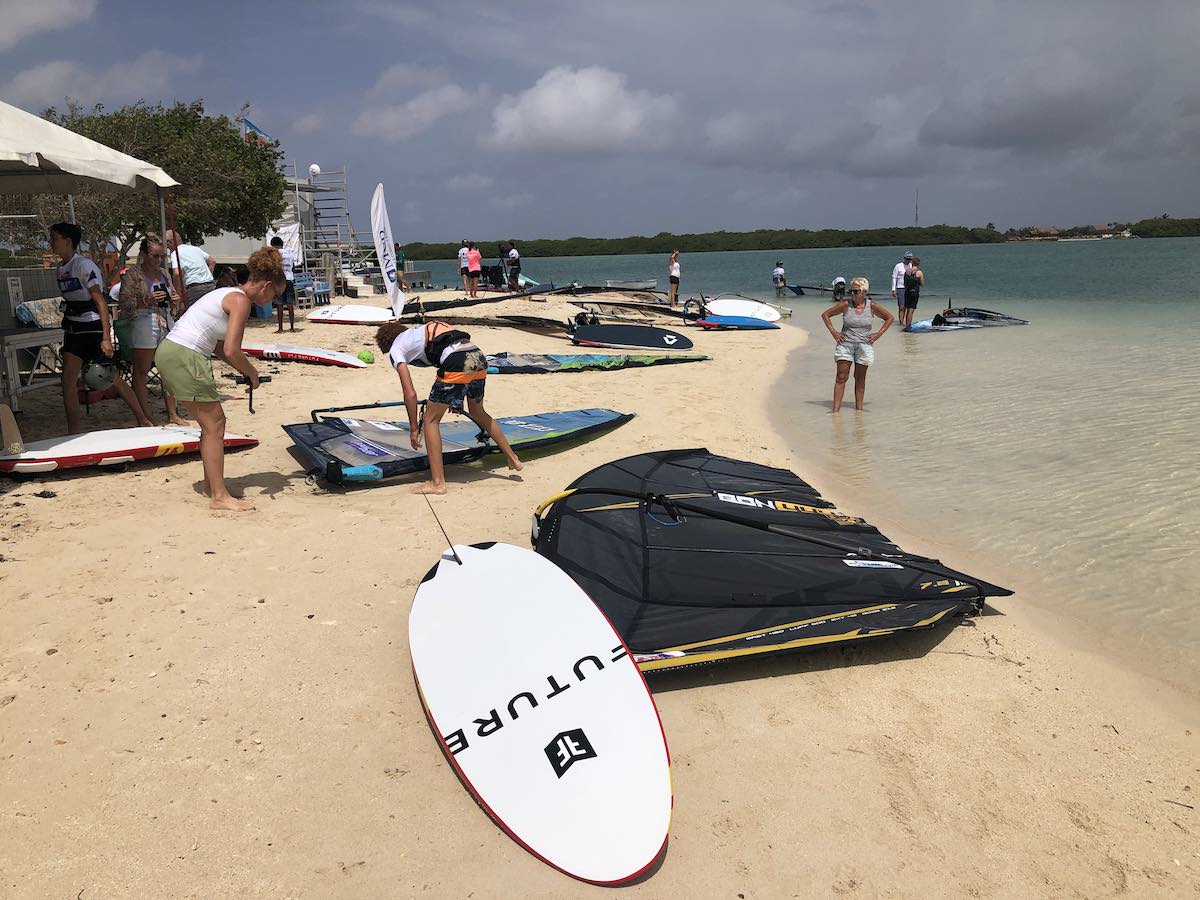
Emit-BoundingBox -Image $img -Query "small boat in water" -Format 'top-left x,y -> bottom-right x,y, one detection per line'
906,307 -> 1029,333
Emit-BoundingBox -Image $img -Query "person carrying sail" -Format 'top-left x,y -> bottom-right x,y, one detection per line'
374,321 -> 523,494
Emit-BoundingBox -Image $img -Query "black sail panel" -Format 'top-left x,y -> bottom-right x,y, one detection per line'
534,449 -> 1012,671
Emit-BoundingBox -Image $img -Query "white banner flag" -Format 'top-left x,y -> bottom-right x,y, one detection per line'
370,183 -> 406,317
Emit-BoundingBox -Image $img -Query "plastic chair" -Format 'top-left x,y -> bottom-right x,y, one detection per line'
294,272 -> 315,309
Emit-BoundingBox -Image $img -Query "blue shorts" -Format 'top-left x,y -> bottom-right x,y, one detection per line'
428,347 -> 487,410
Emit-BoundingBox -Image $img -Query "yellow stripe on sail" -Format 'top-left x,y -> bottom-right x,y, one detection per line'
660,604 -> 898,652
639,606 -> 961,671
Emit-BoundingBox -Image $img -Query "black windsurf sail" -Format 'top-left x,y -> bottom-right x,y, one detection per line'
487,351 -> 710,374
284,407 -> 633,485
532,449 -> 1012,672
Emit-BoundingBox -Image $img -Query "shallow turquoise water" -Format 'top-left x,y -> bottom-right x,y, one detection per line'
422,239 -> 1200,681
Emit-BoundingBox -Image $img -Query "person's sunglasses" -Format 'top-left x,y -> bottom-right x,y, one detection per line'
851,288 -> 865,294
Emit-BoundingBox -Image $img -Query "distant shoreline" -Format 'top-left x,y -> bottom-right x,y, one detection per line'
402,217 -> 1198,261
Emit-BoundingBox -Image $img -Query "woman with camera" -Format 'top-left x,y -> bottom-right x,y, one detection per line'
118,233 -> 188,426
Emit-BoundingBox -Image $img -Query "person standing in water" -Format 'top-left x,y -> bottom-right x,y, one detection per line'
50,222 -> 152,434
374,320 -> 523,494
154,247 -> 284,511
891,250 -> 913,319
668,250 -> 681,306
821,276 -> 894,412
901,256 -> 925,328
772,260 -> 786,297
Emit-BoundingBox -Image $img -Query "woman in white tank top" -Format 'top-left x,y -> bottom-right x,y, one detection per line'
155,247 -> 285,511
820,276 -> 894,412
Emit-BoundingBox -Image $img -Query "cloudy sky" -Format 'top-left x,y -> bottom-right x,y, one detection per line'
2,0 -> 1198,240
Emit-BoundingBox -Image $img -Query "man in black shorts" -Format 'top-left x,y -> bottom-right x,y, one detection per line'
457,240 -> 470,292
50,222 -> 151,433
271,236 -> 296,332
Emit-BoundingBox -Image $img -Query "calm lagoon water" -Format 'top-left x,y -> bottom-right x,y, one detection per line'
420,239 -> 1200,682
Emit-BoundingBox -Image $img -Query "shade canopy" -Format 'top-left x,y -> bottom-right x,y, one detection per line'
0,99 -> 179,197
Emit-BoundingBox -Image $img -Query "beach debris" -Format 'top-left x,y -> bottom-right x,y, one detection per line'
34,490 -> 56,498
1163,799 -> 1194,810
0,694 -> 15,707
45,648 -> 58,655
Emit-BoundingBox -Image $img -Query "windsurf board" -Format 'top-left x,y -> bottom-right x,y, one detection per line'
696,315 -> 780,330
571,324 -> 693,351
0,426 -> 257,474
283,408 -> 633,484
241,342 -> 368,368
410,542 -> 672,884
306,305 -> 396,325
702,297 -> 782,322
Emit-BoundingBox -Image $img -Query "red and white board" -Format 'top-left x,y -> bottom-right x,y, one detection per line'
241,342 -> 368,368
306,305 -> 395,325
0,426 -> 257,474
410,542 -> 672,884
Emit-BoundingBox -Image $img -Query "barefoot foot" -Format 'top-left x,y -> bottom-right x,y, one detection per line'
210,495 -> 254,511
410,481 -> 447,495
507,459 -> 524,472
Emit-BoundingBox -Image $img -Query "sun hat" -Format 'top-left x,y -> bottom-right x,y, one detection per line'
903,251 -> 914,259
832,276 -> 847,285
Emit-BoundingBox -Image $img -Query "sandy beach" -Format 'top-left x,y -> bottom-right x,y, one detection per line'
1,290 -> 1197,898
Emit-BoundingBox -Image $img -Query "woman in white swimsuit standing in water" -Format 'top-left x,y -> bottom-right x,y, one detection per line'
820,276 -> 894,412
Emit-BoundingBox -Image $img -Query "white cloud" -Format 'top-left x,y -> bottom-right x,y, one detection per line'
292,113 -> 323,134
370,63 -> 448,95
446,172 -> 494,191
352,84 -> 480,143
2,51 -> 202,109
0,0 -> 97,51
488,66 -> 678,153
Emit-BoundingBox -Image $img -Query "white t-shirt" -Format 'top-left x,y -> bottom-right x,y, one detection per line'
57,253 -> 103,330
508,248 -> 520,263
388,326 -> 467,369
892,261 -> 910,291
166,286 -> 237,356
168,243 -> 213,287
281,248 -> 295,281
772,266 -> 785,284
669,260 -> 680,277
457,246 -> 469,268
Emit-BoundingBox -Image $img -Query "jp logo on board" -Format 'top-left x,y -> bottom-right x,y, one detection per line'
545,729 -> 597,778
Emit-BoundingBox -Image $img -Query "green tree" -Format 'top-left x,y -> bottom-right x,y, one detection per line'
0,100 -> 285,267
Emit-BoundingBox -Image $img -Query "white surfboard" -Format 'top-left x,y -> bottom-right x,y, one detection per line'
0,426 -> 257,474
306,304 -> 396,325
241,342 -> 368,368
704,296 -> 782,322
410,543 -> 672,884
